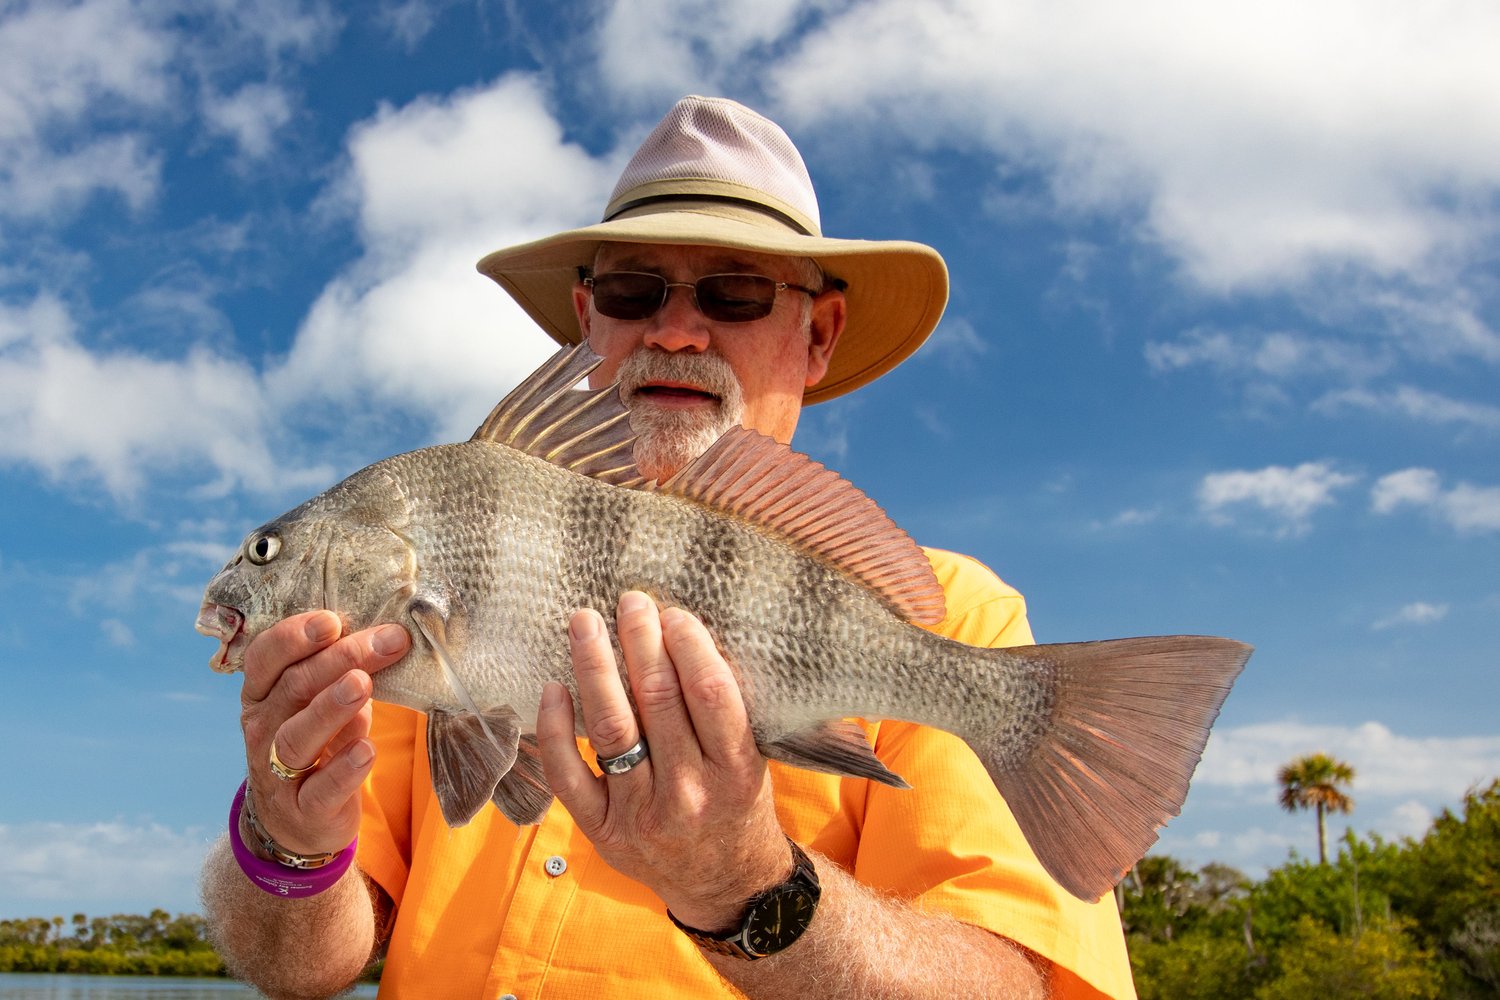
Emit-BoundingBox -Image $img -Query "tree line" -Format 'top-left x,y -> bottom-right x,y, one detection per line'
0,910 -> 224,976
1122,778 -> 1499,999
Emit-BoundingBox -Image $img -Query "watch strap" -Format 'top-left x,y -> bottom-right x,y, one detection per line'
668,838 -> 820,960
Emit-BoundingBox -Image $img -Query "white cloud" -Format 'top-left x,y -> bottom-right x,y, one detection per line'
1372,467 -> 1500,534
0,0 -> 174,222
273,73 -> 618,441
758,0 -> 1500,297
593,0 -> 808,107
1372,601 -> 1449,631
100,618 -> 136,647
1198,461 -> 1358,536
1196,719 -> 1500,801
1146,327 -> 1390,383
0,819 -> 210,917
1371,467 -> 1441,513
0,293 -> 330,502
200,81 -> 294,160
1317,385 -> 1500,431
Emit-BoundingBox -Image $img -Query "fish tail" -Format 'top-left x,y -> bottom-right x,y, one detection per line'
971,636 -> 1251,901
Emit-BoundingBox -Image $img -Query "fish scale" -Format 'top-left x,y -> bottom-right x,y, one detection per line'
197,342 -> 1251,901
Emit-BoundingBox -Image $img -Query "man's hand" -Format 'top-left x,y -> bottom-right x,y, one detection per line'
536,591 -> 791,931
238,611 -> 411,856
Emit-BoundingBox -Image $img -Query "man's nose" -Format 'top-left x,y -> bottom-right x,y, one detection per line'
641,283 -> 711,353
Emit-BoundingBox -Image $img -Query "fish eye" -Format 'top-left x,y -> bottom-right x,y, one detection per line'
246,533 -> 282,565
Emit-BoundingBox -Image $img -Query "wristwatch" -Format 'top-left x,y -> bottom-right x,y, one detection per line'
668,838 -> 821,960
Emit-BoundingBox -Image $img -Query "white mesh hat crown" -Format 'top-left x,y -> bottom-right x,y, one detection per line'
477,95 -> 949,404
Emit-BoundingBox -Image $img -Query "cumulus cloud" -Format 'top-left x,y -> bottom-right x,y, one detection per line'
0,0 -> 173,222
1372,468 -> 1500,534
200,80 -> 295,160
1197,719 -> 1500,801
0,293 -> 330,502
1198,461 -> 1358,536
593,0 -> 808,108
756,0 -> 1500,293
273,73 -> 617,441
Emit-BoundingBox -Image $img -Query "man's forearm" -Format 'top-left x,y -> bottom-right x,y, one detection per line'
706,850 -> 1048,1000
200,833 -> 380,1000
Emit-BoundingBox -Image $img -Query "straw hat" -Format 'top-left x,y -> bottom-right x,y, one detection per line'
476,95 -> 949,404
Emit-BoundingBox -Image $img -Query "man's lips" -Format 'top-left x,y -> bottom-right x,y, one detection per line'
633,383 -> 720,406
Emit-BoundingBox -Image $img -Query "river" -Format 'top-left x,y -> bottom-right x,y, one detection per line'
0,974 -> 379,998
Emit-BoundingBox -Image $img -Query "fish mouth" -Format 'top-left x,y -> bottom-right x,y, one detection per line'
196,603 -> 247,674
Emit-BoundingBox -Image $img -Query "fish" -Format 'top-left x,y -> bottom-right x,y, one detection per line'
196,343 -> 1251,902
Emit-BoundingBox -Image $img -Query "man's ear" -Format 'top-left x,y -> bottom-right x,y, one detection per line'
804,288 -> 846,388
571,283 -> 592,339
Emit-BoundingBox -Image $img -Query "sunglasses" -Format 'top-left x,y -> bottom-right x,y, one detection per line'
582,271 -> 821,323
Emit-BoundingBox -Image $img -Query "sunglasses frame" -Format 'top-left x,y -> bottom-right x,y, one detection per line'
582,270 -> 821,324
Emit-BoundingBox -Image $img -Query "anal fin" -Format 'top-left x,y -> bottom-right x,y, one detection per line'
761,720 -> 910,789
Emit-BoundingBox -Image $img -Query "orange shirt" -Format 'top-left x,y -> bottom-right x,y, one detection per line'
358,549 -> 1136,999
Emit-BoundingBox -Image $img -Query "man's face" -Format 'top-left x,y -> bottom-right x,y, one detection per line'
572,242 -> 845,481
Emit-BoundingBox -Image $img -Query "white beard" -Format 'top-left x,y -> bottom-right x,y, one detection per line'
616,350 -> 746,482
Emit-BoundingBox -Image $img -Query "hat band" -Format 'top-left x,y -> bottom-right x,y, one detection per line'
603,193 -> 815,237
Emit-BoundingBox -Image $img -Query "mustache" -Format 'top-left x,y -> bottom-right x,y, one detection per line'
616,349 -> 742,401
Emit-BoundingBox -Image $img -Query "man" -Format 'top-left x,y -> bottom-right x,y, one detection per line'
202,96 -> 1136,999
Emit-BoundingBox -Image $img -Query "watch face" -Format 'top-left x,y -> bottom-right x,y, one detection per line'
744,884 -> 817,956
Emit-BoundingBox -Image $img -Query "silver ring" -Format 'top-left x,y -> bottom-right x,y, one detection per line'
596,737 -> 650,775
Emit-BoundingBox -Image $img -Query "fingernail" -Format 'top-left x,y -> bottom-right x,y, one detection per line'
570,610 -> 601,641
348,739 -> 374,768
334,672 -> 365,705
541,681 -> 568,710
618,591 -> 651,614
305,613 -> 339,644
372,624 -> 409,656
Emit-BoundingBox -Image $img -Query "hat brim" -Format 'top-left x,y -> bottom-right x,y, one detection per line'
476,202 -> 948,405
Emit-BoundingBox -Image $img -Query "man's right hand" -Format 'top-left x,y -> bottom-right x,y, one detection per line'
238,611 -> 411,857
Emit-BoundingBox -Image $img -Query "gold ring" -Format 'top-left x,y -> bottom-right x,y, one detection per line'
268,739 -> 317,782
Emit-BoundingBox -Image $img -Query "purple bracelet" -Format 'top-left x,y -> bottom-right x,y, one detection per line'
229,781 -> 355,898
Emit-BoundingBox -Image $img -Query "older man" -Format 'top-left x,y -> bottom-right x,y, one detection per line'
202,96 -> 1136,999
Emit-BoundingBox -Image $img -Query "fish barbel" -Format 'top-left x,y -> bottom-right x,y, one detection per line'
196,344 -> 1250,901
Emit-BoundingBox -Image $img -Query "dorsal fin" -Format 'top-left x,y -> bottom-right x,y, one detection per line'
471,343 -> 646,488
657,427 -> 946,625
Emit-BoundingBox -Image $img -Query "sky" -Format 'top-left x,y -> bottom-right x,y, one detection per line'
1,0 -> 1497,920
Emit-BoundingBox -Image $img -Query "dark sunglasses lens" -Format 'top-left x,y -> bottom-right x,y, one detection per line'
697,274 -> 778,322
591,273 -> 666,319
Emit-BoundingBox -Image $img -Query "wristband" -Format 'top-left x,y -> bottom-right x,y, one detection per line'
229,780 -> 356,898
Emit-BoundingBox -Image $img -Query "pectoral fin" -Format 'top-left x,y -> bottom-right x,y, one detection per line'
760,720 -> 909,789
427,706 -> 524,827
490,734 -> 554,826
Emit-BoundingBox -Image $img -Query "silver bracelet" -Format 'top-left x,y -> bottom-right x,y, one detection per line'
240,781 -> 344,870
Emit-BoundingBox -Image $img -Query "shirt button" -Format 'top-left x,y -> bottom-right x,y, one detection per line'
544,855 -> 567,877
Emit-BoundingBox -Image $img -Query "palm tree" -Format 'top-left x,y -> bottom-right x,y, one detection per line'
1277,752 -> 1356,864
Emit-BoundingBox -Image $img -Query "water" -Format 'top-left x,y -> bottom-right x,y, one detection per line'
0,974 -> 379,998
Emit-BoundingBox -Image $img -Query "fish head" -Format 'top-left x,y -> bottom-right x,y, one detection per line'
195,466 -> 418,673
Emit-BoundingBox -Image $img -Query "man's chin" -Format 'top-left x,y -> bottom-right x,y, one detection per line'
629,411 -> 736,481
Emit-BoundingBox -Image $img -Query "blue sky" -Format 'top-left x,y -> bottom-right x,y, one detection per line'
1,0 -> 1497,919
